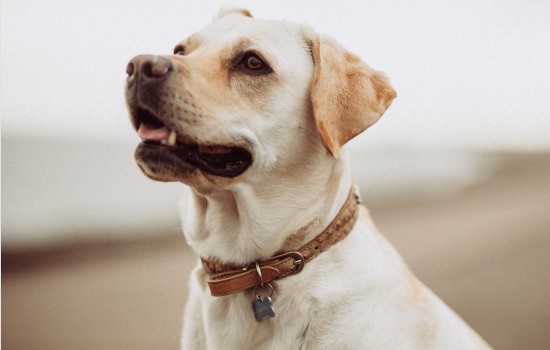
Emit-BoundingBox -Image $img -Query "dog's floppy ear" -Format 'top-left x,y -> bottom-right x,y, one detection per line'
302,26 -> 396,157
215,8 -> 253,21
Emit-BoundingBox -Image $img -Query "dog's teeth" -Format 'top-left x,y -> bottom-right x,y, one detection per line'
167,129 -> 177,146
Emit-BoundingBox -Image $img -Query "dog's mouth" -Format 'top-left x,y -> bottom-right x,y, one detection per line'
133,108 -> 252,179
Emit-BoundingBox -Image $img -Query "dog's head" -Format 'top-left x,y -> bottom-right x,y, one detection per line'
125,9 -> 395,191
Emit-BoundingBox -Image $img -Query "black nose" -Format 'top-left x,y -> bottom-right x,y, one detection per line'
126,55 -> 172,80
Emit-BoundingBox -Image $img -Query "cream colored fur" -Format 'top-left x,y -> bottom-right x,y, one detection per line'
164,9 -> 492,349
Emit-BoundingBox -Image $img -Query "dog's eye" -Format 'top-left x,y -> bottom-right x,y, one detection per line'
173,45 -> 185,55
239,53 -> 270,73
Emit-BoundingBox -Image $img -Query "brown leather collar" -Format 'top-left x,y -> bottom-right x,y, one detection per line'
201,188 -> 360,297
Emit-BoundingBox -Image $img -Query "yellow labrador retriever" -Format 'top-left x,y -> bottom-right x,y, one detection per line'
125,8 -> 492,350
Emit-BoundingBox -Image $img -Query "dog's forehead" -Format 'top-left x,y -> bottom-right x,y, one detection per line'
186,15 -> 305,56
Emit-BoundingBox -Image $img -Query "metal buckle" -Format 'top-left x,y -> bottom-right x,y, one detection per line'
271,251 -> 305,274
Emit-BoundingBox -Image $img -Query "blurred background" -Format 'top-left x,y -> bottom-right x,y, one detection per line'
2,0 -> 549,349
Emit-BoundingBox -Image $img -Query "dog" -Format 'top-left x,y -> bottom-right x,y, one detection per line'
125,8 -> 492,349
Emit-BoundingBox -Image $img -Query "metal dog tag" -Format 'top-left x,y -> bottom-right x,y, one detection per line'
252,296 -> 275,321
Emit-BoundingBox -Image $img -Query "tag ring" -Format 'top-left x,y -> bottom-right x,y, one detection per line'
255,261 -> 264,286
253,282 -> 274,299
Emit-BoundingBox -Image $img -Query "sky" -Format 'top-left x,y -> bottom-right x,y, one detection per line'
2,0 -> 550,150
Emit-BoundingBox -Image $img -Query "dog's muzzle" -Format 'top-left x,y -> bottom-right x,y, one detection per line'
125,55 -> 253,180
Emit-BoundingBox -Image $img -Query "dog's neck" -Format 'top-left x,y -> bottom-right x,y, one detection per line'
181,152 -> 353,265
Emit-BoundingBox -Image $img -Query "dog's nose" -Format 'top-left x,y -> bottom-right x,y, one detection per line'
126,55 -> 172,80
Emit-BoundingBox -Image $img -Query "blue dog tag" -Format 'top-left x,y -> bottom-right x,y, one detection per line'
252,296 -> 275,321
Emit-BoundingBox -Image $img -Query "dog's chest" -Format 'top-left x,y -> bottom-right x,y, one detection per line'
202,283 -> 314,349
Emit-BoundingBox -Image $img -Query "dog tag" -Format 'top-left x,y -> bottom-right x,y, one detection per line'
252,296 -> 275,321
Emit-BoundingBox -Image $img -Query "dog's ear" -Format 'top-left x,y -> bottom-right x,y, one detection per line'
215,8 -> 253,21
302,26 -> 396,157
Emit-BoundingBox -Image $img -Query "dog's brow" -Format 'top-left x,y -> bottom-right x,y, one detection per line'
227,37 -> 255,59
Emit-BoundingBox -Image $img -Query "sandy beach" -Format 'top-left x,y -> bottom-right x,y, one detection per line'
3,151 -> 550,350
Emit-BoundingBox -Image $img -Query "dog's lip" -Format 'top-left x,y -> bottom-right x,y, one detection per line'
131,107 -> 253,178
137,141 -> 252,178
132,106 -> 191,146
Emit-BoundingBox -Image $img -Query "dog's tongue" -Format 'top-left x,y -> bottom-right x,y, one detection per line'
138,124 -> 170,142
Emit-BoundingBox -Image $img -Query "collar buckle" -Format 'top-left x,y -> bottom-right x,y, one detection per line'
271,251 -> 305,274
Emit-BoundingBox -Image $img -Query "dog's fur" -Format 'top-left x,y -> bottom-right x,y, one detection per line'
127,9 -> 492,349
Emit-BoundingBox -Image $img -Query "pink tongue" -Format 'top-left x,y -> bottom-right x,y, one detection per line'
138,124 -> 170,142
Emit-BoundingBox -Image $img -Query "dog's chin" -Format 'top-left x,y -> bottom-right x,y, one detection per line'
134,141 -> 252,184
